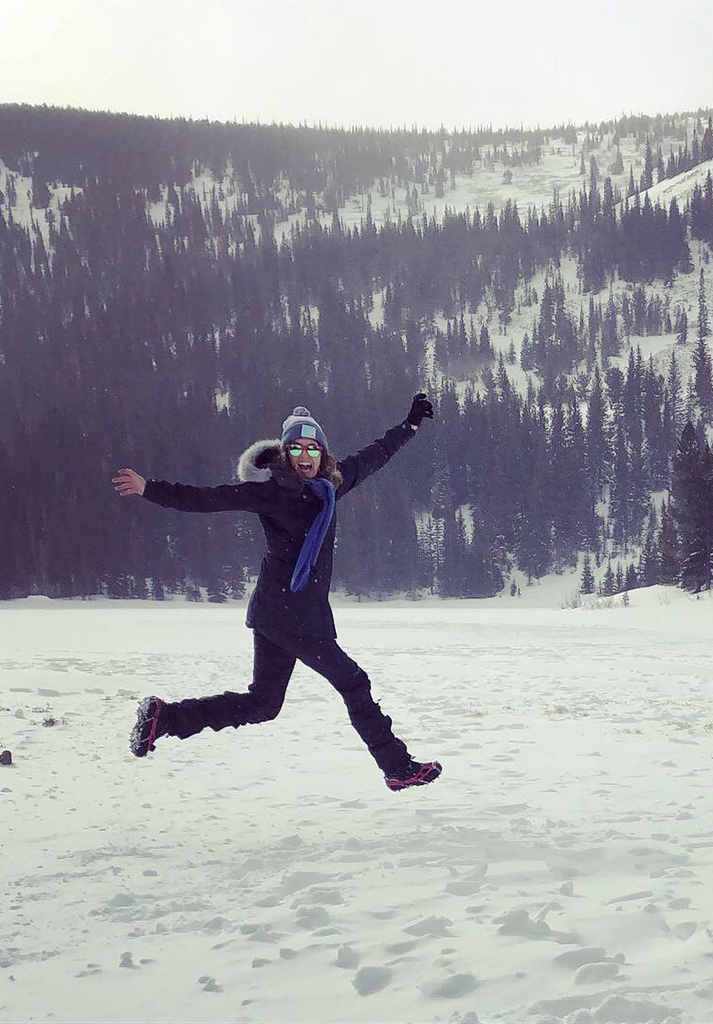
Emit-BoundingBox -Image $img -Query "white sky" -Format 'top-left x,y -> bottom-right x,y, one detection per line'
2,0 -> 713,131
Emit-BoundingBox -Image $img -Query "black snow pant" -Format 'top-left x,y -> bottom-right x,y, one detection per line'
164,627 -> 411,775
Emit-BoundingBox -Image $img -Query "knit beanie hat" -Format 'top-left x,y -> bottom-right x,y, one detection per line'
281,406 -> 328,451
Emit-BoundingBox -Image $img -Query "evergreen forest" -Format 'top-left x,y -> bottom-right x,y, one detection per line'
1,103 -> 712,602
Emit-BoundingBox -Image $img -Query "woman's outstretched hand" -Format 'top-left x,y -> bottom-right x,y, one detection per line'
113,468 -> 147,497
406,393 -> 434,429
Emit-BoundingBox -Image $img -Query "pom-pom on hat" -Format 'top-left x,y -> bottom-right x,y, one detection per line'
281,406 -> 328,451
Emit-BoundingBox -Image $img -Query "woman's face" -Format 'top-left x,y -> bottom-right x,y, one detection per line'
286,440 -> 323,479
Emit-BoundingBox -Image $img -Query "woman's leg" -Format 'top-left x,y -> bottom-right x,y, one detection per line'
258,628 -> 411,774
165,630 -> 296,740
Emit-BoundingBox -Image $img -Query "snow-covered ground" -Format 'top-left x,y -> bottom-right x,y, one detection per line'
2,588 -> 713,1024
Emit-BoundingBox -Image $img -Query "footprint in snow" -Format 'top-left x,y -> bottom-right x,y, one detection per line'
670,920 -> 698,940
295,905 -> 331,930
352,966 -> 392,995
198,975 -> 221,992
291,888 -> 344,908
280,870 -> 332,895
76,963 -> 102,977
495,908 -> 576,944
554,946 -> 608,970
384,939 -> 418,955
446,880 -> 483,897
404,915 -> 453,937
574,960 -> 620,985
420,972 -> 478,998
241,923 -> 281,943
335,946 -> 359,969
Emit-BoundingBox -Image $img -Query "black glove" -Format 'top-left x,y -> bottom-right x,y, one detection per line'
406,392 -> 433,428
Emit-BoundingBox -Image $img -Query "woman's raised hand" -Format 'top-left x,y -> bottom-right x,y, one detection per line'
406,393 -> 434,428
113,468 -> 147,497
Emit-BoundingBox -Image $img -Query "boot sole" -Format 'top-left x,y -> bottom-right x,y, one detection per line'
130,697 -> 164,758
385,761 -> 442,791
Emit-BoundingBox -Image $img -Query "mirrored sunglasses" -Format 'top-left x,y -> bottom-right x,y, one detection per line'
287,444 -> 322,459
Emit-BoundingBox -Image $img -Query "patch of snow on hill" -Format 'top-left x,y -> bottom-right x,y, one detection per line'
636,157 -> 713,211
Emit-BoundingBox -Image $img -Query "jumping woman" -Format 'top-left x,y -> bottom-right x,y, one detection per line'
112,393 -> 441,792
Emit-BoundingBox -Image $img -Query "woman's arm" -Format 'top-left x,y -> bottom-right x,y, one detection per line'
336,395 -> 432,499
336,422 -> 415,499
113,468 -> 272,514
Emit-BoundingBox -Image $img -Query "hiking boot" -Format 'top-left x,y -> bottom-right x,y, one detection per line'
385,759 -> 442,792
130,696 -> 170,757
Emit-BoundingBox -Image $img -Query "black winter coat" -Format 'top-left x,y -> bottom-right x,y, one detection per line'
142,421 -> 415,638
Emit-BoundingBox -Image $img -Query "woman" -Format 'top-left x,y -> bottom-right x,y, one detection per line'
112,394 -> 441,792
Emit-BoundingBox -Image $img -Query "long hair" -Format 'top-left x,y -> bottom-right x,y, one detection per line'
280,447 -> 343,488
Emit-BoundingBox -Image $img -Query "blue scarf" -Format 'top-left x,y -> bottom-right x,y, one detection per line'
290,478 -> 336,593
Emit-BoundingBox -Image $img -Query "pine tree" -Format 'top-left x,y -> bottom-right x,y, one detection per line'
671,423 -> 712,592
515,476 -> 551,582
438,510 -> 467,597
31,175 -> 51,209
580,552 -> 595,594
677,309 -> 688,346
589,156 -> 599,189
657,501 -> 681,585
704,172 -> 713,241
627,165 -> 636,198
603,562 -> 614,596
479,323 -> 493,361
207,570 -> 228,603
702,442 -> 713,585
640,530 -> 660,586
642,138 -> 654,190
609,419 -> 630,546
690,183 -> 706,238
685,374 -> 697,424
656,148 -> 666,183
693,269 -> 713,423
225,565 -> 247,599
667,351 -> 683,441
585,364 -> 609,495
148,577 -> 166,601
601,291 -> 620,359
704,117 -> 713,161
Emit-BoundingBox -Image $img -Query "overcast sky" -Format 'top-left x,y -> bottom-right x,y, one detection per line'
3,0 -> 712,131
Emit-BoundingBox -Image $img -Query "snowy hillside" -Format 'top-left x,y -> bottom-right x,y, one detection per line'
0,116 -> 704,243
2,591 -> 713,1024
638,157 -> 713,212
3,116 -> 710,409
2,107 -> 712,606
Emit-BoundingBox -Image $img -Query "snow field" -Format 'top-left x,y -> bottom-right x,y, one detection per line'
2,589 -> 713,1024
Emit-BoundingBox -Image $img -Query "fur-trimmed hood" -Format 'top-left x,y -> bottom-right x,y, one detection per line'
238,438 -> 304,490
238,439 -> 281,483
